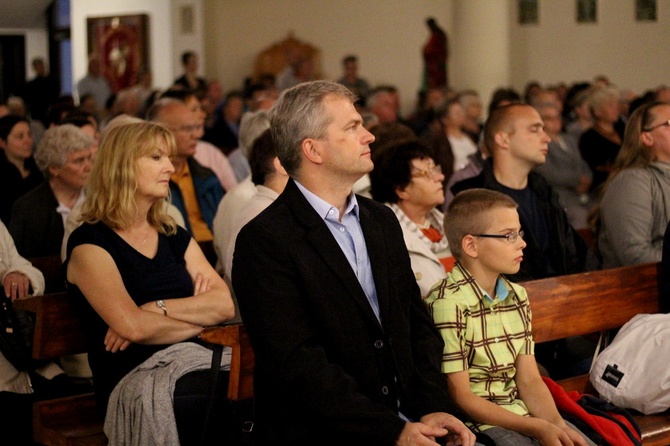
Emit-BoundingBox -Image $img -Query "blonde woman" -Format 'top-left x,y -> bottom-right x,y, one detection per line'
578,86 -> 624,193
65,121 -> 235,445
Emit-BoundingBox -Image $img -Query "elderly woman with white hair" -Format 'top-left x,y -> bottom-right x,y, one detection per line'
9,124 -> 94,259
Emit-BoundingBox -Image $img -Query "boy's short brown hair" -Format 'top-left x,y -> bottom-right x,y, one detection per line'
445,189 -> 518,259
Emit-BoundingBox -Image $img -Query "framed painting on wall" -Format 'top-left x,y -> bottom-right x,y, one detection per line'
87,14 -> 149,93
636,0 -> 657,21
519,0 -> 539,24
576,0 -> 597,23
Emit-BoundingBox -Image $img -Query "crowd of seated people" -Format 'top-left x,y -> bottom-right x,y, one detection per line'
7,47 -> 670,443
7,58 -> 669,289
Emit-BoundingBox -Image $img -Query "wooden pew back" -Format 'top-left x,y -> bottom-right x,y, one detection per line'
15,291 -> 87,359
200,324 -> 254,401
15,292 -> 255,445
14,292 -> 106,446
522,262 -> 669,446
28,255 -> 66,294
525,262 -> 661,344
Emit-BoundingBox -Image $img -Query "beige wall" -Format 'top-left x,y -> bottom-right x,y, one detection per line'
64,0 -> 670,114
204,0 -> 670,114
509,0 -> 670,95
203,0 -> 452,116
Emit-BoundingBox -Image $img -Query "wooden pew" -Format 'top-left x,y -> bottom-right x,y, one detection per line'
28,255 -> 66,294
200,324 -> 254,401
14,292 -> 107,446
28,263 -> 670,443
523,262 -> 670,446
15,292 -> 254,445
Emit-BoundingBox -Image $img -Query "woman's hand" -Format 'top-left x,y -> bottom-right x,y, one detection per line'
3,272 -> 30,301
104,327 -> 131,352
193,273 -> 210,295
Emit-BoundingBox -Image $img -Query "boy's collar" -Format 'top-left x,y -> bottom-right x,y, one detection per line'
484,277 -> 510,302
454,262 -> 510,302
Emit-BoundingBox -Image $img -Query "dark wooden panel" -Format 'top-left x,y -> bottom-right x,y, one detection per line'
524,262 -> 660,343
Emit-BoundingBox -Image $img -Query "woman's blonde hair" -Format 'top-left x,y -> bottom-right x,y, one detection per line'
587,85 -> 620,116
610,101 -> 669,174
588,101 -> 669,233
80,120 -> 177,234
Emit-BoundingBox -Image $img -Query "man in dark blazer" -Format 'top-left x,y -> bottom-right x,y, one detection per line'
232,81 -> 475,446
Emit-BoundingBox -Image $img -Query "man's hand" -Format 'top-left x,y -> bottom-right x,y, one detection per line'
3,272 -> 30,301
395,422 -> 447,446
421,412 -> 476,446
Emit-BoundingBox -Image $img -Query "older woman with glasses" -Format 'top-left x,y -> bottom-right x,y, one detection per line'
593,100 -> 670,268
370,139 -> 452,297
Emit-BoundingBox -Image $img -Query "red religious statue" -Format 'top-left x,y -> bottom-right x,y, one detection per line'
422,17 -> 448,90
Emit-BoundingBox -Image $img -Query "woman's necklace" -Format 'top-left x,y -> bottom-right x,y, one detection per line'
119,227 -> 154,251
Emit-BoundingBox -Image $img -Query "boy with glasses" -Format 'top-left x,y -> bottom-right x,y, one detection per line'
450,103 -> 586,283
425,188 -> 595,446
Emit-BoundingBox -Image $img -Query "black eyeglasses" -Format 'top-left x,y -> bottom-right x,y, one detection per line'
643,120 -> 670,132
472,230 -> 524,244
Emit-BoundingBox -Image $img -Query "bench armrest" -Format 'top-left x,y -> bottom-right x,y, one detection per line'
200,323 -> 255,401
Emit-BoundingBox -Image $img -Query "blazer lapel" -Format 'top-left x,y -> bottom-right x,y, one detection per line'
283,180 -> 383,328
358,202 -> 392,328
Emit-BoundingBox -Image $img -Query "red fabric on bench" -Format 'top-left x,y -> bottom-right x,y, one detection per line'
543,376 -> 641,446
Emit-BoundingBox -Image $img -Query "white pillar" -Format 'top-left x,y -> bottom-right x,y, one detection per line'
451,0 -> 511,116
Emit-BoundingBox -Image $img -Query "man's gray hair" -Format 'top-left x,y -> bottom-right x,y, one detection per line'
271,80 -> 356,176
366,89 -> 391,110
239,110 -> 271,158
35,124 -> 93,177
145,97 -> 182,122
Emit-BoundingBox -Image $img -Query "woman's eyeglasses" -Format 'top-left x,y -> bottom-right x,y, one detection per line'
411,164 -> 442,180
643,120 -> 670,132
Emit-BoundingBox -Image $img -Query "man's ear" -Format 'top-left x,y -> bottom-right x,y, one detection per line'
461,234 -> 478,259
494,131 -> 509,151
272,157 -> 288,176
301,138 -> 323,165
